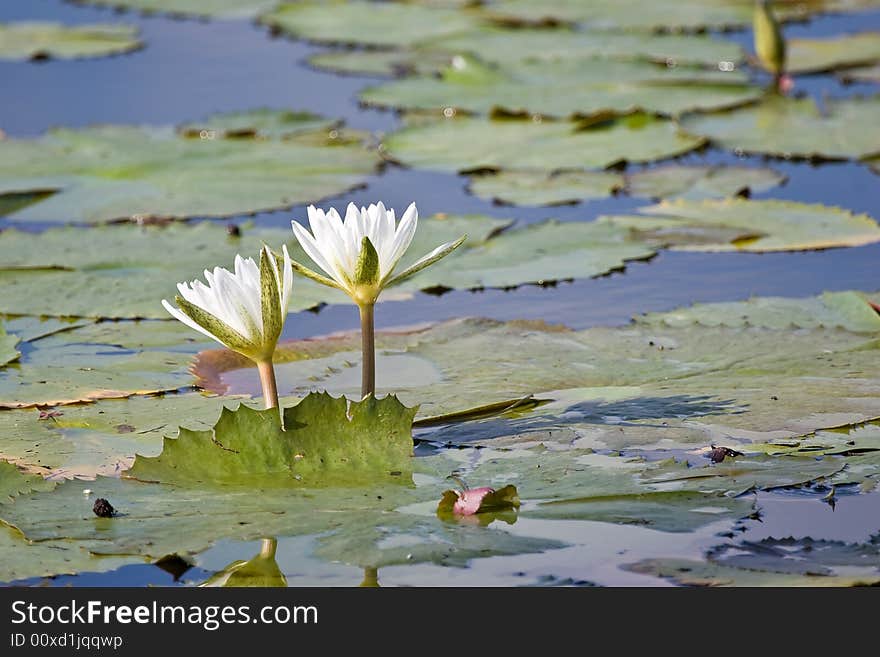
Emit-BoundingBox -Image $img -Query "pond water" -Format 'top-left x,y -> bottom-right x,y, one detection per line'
1,0 -> 879,587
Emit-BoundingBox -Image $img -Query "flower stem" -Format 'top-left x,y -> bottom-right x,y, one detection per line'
256,359 -> 279,411
259,538 -> 277,560
359,303 -> 375,399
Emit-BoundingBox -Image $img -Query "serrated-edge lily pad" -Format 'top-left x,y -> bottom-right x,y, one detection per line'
384,113 -> 706,173
0,111 -> 379,224
0,21 -> 142,61
600,198 -> 880,252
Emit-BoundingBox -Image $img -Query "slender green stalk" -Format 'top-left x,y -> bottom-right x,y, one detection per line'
256,359 -> 279,411
359,303 -> 375,399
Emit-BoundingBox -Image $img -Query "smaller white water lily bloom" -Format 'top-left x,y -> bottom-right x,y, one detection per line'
161,245 -> 293,410
290,202 -> 465,307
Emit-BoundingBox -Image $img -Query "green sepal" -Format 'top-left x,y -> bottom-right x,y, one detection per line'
354,236 -> 380,287
290,259 -> 345,291
259,246 -> 282,348
386,235 -> 466,287
174,295 -> 253,356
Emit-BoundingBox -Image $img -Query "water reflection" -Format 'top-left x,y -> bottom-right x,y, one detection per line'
200,538 -> 287,588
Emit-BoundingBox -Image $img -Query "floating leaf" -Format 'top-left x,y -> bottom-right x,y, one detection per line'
600,198 -> 880,252
363,57 -> 760,119
679,96 -> 880,160
177,109 -> 340,139
384,114 -> 706,173
625,165 -> 787,200
0,319 -> 204,409
839,62 -> 880,82
467,170 -> 624,206
0,21 -> 141,61
709,535 -> 880,575
128,393 -> 417,488
0,111 -> 378,224
786,32 -> 880,74
308,49 -> 455,77
636,290 -> 880,332
198,295 -> 880,448
259,0 -> 479,47
0,460 -> 53,501
482,0 -> 880,32
70,0 -> 277,19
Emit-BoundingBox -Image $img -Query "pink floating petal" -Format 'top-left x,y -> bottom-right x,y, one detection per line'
452,486 -> 495,516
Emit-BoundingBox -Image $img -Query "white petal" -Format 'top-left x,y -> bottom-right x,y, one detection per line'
291,220 -> 343,285
384,202 -> 418,278
280,244 -> 294,314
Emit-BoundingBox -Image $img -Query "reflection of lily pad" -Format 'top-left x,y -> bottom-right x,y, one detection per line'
679,96 -> 880,160
0,22 -> 141,61
468,170 -> 624,206
600,198 -> 880,252
363,57 -> 760,119
709,535 -> 880,575
625,165 -> 786,200
384,114 -> 706,172
787,32 -> 880,74
0,111 -> 378,223
71,0 -> 277,19
128,393 -> 417,488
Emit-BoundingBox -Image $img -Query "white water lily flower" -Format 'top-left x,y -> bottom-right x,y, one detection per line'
290,202 -> 465,306
162,244 -> 293,362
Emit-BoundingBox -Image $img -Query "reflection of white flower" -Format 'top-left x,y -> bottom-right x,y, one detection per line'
162,245 -> 293,362
290,202 -> 465,306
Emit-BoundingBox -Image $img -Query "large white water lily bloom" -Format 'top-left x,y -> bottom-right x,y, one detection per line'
161,245 -> 293,411
290,202 -> 465,307
291,201 -> 465,398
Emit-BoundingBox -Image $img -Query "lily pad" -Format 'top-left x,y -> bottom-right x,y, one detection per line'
625,165 -> 787,200
0,322 -> 20,367
709,535 -> 880,576
259,0 -> 480,47
384,113 -> 706,173
70,0 -> 278,19
787,32 -> 880,74
0,460 -> 53,501
128,393 -> 417,488
198,294 -> 880,448
840,62 -> 880,82
177,109 -> 340,139
483,0 -> 880,32
600,198 -> 880,252
0,21 -> 141,61
0,111 -> 378,224
0,319 -> 205,409
308,49 -> 455,77
467,170 -> 625,206
636,290 -> 880,332
0,215 -> 501,318
679,96 -> 880,160
363,56 -> 760,119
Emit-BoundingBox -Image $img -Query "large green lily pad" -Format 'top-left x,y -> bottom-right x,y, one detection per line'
679,96 -> 880,160
625,165 -> 787,200
70,0 -> 278,19
384,113 -> 706,172
259,0 -> 480,47
0,22 -> 141,61
467,170 -> 625,206
0,111 -> 378,224
483,0 -> 880,32
129,393 -> 417,488
362,56 -> 760,119
787,32 -> 880,74
197,293 -> 880,449
840,63 -> 880,82
600,198 -> 880,252
0,319 -> 205,409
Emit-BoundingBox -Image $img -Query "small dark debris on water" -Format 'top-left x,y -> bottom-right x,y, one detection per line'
38,410 -> 63,420
707,445 -> 744,463
226,224 -> 241,237
115,424 -> 135,433
93,498 -> 115,518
